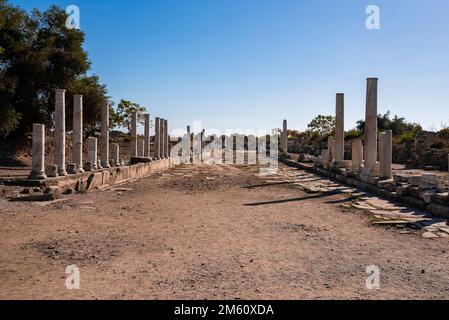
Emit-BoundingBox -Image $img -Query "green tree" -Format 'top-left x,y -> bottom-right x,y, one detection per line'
357,111 -> 422,136
0,0 -> 110,138
114,99 -> 147,133
307,115 -> 335,136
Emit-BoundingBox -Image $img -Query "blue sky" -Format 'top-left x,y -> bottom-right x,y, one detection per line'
10,0 -> 449,133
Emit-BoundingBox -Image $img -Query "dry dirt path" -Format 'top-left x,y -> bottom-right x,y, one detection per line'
1,163 -> 449,299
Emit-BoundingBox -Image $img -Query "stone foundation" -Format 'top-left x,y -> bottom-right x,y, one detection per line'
282,158 -> 449,219
13,158 -> 174,193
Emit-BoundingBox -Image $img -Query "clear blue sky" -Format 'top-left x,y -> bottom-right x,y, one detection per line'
10,0 -> 449,133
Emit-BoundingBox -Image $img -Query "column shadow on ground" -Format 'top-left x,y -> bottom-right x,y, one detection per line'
243,189 -> 352,206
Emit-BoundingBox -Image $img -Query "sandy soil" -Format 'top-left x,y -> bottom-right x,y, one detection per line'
1,163 -> 449,300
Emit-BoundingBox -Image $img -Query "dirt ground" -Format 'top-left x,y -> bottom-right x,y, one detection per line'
1,163 -> 449,300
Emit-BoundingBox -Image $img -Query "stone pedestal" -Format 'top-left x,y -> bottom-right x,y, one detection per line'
144,113 -> 151,158
335,93 -> 344,161
112,143 -> 120,166
73,95 -> 84,173
130,111 -> 138,158
54,89 -> 67,176
154,117 -> 161,159
87,137 -> 98,171
100,103 -> 110,168
364,78 -> 378,169
29,124 -> 47,180
351,139 -> 363,173
379,130 -> 392,178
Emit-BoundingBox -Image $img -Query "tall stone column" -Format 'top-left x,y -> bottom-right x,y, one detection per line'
165,119 -> 169,158
379,130 -> 392,178
130,111 -> 138,158
144,113 -> 151,158
160,118 -> 166,159
335,93 -> 345,161
100,103 -> 110,168
73,95 -> 84,173
187,126 -> 192,163
154,117 -> 161,159
29,124 -> 47,180
281,120 -> 288,153
351,139 -> 363,173
87,137 -> 98,170
111,143 -> 120,166
54,89 -> 67,176
364,78 -> 378,169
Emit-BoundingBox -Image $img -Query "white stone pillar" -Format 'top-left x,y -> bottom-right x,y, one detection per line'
164,119 -> 169,158
379,130 -> 392,178
351,139 -> 363,173
328,136 -> 334,163
29,124 -> 47,180
100,103 -> 110,168
281,120 -> 288,153
364,78 -> 378,169
335,93 -> 345,161
144,113 -> 150,158
112,143 -> 120,166
87,137 -> 98,170
155,117 -> 161,159
130,111 -> 138,158
54,89 -> 67,176
73,95 -> 84,173
138,140 -> 145,157
160,118 -> 166,159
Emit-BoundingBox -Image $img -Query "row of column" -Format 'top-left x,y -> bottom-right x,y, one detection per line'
130,113 -> 169,159
29,89 -> 170,180
323,78 -> 392,179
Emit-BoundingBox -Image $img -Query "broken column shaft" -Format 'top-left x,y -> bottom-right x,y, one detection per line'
29,124 -> 47,180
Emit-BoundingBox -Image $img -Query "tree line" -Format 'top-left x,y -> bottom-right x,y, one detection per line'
0,0 -> 145,140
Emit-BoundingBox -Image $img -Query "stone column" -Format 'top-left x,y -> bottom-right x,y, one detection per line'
281,120 -> 288,153
364,78 -> 378,169
87,137 -> 98,170
29,124 -> 47,180
379,130 -> 392,178
54,89 -> 67,176
100,103 -> 110,168
73,95 -> 84,173
165,119 -> 169,158
159,118 -> 164,159
188,126 -> 193,163
155,117 -> 161,159
112,143 -> 120,166
335,93 -> 345,161
138,140 -> 145,157
327,136 -> 334,163
144,113 -> 151,158
130,112 -> 138,158
351,139 -> 363,173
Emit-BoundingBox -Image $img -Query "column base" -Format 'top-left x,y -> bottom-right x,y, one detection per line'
28,171 -> 47,180
58,169 -> 68,176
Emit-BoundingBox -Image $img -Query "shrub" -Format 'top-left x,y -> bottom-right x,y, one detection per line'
345,129 -> 362,140
394,131 -> 415,144
430,140 -> 446,149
